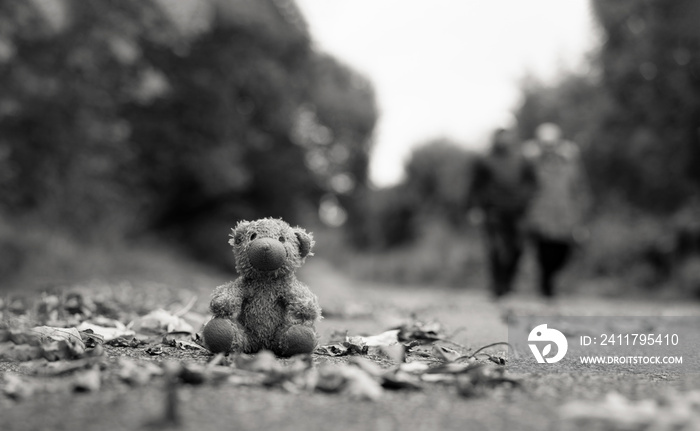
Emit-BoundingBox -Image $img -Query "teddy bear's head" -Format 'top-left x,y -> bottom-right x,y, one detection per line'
228,218 -> 314,278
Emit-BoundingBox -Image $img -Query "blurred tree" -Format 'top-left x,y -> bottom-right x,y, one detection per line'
515,0 -> 700,212
0,0 -> 180,238
129,0 -> 317,227
296,54 -> 377,246
591,0 -> 700,210
353,139 -> 476,250
129,1 -> 378,265
404,139 -> 477,224
355,184 -> 417,250
0,0 -> 379,272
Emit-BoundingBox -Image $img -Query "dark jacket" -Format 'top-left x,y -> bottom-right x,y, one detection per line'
467,147 -> 538,217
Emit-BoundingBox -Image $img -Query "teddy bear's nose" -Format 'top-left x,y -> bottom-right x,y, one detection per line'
248,238 -> 286,271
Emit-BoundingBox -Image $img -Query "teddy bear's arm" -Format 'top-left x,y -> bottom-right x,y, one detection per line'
209,280 -> 244,319
285,282 -> 322,325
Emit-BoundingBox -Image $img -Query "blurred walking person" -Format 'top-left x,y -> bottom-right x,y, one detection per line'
467,128 -> 538,298
524,123 -> 591,298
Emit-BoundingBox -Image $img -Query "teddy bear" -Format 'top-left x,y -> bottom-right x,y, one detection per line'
201,218 -> 322,357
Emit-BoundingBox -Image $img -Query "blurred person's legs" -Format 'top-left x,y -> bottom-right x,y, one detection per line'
534,235 -> 572,297
485,213 -> 524,298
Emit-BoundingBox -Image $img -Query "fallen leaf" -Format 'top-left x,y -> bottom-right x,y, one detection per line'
79,329 -> 104,347
316,364 -> 383,401
133,309 -> 194,334
399,361 -> 430,374
41,339 -> 85,361
77,321 -> 135,342
105,336 -> 146,348
235,350 -> 282,373
315,339 -> 368,357
381,370 -> 422,391
162,332 -> 207,351
38,327 -> 79,343
146,346 -> 164,356
344,336 -> 368,352
354,329 -> 400,347
117,358 -> 163,386
456,365 -> 521,398
396,320 -> 444,343
432,345 -> 461,362
315,343 -> 348,357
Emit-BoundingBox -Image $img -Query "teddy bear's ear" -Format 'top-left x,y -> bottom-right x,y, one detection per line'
229,220 -> 251,246
294,228 -> 314,258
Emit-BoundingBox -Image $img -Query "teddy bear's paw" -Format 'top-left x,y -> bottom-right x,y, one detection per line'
202,318 -> 243,354
273,325 -> 317,357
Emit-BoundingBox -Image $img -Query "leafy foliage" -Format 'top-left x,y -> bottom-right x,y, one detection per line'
515,0 -> 700,212
0,0 -> 378,272
347,139 -> 476,250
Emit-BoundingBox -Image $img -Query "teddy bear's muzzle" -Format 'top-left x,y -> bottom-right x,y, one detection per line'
248,238 -> 286,271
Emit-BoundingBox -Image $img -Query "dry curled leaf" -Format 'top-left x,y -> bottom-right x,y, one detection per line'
354,329 -> 400,347
381,370 -> 422,391
396,320 -> 444,343
162,332 -> 207,351
79,329 -> 104,348
76,321 -> 134,342
316,364 -> 383,400
29,326 -> 83,346
0,326 -> 86,361
315,343 -> 349,357
105,336 -> 145,348
117,358 -> 163,386
133,309 -> 194,334
315,340 -> 367,357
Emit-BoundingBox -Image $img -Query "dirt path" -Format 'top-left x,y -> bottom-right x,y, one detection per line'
2,258 -> 699,431
304,259 -> 700,347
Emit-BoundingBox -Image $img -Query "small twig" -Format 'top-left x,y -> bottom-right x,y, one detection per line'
455,342 -> 510,362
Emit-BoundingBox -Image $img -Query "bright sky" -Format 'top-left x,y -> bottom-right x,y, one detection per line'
295,0 -> 597,187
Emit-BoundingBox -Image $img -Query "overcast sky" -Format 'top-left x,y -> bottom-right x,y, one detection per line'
295,0 -> 598,187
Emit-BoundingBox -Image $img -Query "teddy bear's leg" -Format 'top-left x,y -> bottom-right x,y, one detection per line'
272,325 -> 317,357
202,317 -> 247,354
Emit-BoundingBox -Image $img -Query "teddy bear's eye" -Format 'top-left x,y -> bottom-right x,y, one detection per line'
278,236 -> 285,243
250,233 -> 257,241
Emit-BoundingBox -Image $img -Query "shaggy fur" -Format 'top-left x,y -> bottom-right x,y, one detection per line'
203,218 -> 322,356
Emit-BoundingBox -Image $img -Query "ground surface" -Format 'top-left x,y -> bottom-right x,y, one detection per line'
1,258 -> 700,431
